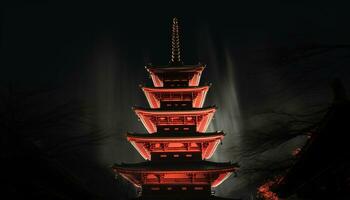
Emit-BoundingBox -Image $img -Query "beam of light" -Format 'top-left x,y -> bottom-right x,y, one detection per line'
83,38 -> 146,167
209,49 -> 242,197
197,27 -> 242,197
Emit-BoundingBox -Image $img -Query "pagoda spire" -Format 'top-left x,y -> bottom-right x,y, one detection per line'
170,17 -> 182,65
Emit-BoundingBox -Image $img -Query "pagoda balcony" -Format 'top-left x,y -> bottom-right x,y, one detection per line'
145,64 -> 205,87
112,161 -> 238,188
141,85 -> 210,109
133,106 -> 216,134
126,132 -> 225,160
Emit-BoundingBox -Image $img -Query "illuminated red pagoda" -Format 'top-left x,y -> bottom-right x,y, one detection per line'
113,18 -> 238,199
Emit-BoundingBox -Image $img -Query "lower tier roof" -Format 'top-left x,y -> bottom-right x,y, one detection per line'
127,131 -> 224,139
113,160 -> 238,172
113,161 -> 238,188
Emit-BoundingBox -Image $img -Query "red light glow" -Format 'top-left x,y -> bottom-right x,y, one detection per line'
114,168 -> 236,188
257,177 -> 283,200
142,86 -> 209,108
113,20 -> 237,198
292,147 -> 301,156
134,107 -> 216,133
145,65 -> 205,87
127,132 -> 224,160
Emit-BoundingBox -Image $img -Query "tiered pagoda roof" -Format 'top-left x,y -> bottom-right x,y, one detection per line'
113,17 -> 238,199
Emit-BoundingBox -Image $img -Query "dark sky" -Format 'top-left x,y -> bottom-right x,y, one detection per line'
3,2 -> 350,81
2,2 -> 350,199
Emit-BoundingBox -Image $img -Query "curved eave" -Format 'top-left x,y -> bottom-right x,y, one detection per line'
113,161 -> 238,188
126,131 -> 224,140
133,107 -> 216,134
114,165 -> 237,173
145,64 -> 206,87
142,85 -> 210,108
145,64 -> 206,73
133,106 -> 216,115
112,161 -> 238,173
126,132 -> 224,160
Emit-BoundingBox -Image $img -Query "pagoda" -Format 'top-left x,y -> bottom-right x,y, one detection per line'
113,18 -> 239,200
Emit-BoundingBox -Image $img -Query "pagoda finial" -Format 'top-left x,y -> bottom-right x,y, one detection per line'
170,17 -> 182,65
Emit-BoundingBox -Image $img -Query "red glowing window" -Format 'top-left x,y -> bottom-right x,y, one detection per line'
173,154 -> 180,157
164,173 -> 188,178
171,117 -> 181,121
185,154 -> 192,157
183,127 -> 189,131
146,174 -> 158,179
168,143 -> 183,148
190,143 -> 198,147
160,154 -> 167,158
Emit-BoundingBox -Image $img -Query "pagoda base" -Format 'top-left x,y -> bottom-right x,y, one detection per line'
142,184 -> 211,197
132,195 -> 241,200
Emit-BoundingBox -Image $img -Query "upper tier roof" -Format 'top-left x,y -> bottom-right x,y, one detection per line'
141,85 -> 210,108
145,64 -> 206,87
145,63 -> 205,73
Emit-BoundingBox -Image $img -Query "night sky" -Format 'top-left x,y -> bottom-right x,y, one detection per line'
2,2 -> 350,199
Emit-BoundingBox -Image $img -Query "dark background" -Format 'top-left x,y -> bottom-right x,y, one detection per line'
2,2 -> 350,199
